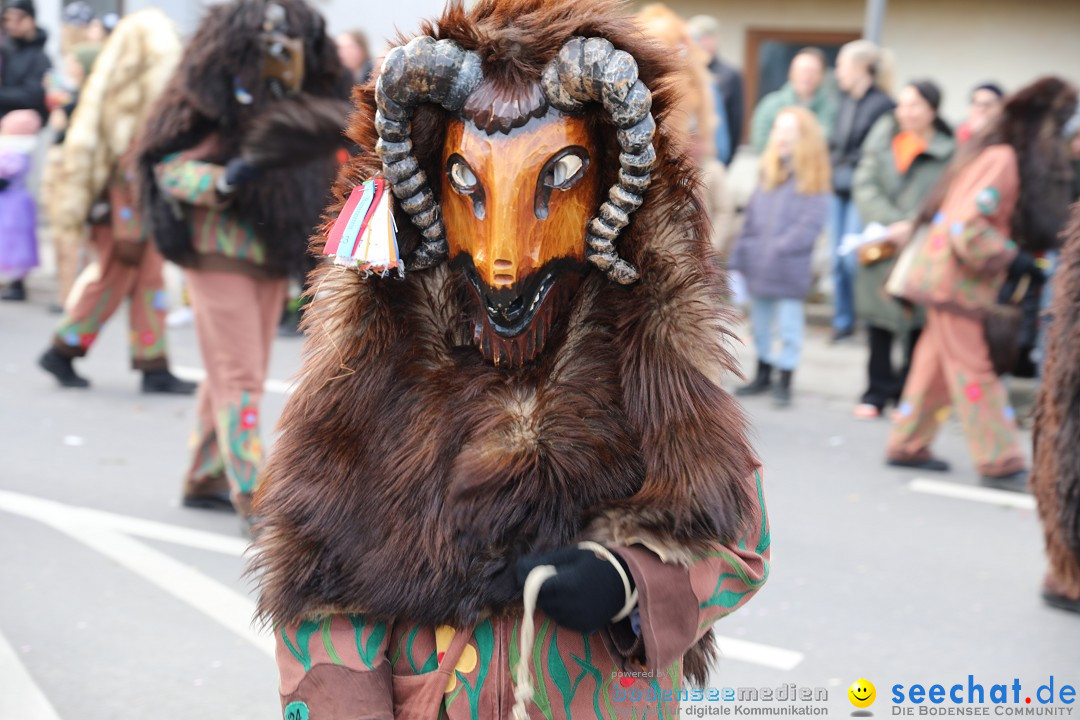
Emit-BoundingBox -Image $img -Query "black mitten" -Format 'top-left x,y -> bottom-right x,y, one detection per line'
516,546 -> 635,634
219,157 -> 262,192
1008,251 -> 1045,283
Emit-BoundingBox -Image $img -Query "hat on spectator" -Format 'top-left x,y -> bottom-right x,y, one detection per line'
2,0 -> 36,18
62,1 -> 94,26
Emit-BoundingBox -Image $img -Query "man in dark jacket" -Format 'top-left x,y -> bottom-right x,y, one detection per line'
689,14 -> 743,165
826,40 -> 893,342
1,0 -> 51,123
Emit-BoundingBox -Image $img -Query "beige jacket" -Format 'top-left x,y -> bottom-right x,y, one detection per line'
49,9 -> 181,235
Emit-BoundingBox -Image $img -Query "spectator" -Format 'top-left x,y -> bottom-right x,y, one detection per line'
688,14 -> 742,165
336,29 -> 372,86
636,4 -> 734,257
0,0 -> 51,123
956,82 -> 1005,145
886,77 -> 1078,491
827,39 -> 894,342
750,48 -> 837,153
0,108 -> 40,300
730,108 -> 830,407
852,80 -> 955,419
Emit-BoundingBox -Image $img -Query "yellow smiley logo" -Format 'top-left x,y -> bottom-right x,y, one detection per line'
848,678 -> 876,709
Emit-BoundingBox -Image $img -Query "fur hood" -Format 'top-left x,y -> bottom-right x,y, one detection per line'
252,0 -> 757,676
49,9 -> 181,234
1033,204 -> 1080,565
135,0 -> 347,278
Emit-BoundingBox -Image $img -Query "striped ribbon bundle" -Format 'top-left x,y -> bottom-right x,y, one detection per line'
323,178 -> 402,276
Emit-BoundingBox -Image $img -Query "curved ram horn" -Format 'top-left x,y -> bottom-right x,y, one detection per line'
541,36 -> 657,284
373,36 -> 483,270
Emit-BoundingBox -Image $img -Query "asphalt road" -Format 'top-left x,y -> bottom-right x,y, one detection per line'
1,287 -> 1077,720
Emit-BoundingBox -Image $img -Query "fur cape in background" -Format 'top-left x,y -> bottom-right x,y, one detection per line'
135,0 -> 348,279
49,9 -> 182,235
919,77 -> 1078,253
252,0 -> 758,685
1032,204 -> 1080,595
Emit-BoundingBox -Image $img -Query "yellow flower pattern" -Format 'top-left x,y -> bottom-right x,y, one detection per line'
435,626 -> 477,693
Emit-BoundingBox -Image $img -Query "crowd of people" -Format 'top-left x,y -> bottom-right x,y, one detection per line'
699,35 -> 1078,494
1,0 -> 1079,715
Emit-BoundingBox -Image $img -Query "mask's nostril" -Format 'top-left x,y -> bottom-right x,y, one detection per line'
494,259 -> 513,270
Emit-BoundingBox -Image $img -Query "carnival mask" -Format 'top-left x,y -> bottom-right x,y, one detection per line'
439,106 -> 598,365
375,35 -> 659,366
260,2 -> 305,98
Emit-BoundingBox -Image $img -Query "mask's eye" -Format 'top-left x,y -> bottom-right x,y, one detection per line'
448,159 -> 478,193
551,154 -> 583,188
445,153 -> 485,219
535,146 -> 590,220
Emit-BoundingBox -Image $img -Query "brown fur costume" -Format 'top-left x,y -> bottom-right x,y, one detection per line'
1032,204 -> 1080,601
253,0 -> 757,685
135,0 -> 347,278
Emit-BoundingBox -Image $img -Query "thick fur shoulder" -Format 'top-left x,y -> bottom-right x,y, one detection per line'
1033,204 -> 1080,561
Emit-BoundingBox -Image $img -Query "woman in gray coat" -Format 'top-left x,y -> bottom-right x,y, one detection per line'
730,108 -> 830,407
852,80 -> 955,418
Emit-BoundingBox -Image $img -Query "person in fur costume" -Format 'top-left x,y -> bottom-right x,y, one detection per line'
886,77 -> 1078,490
35,9 -> 195,393
1032,204 -> 1080,614
136,0 -> 348,522
252,1 -> 770,718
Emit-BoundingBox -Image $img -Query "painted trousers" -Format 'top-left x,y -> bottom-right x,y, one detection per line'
886,307 -> 1026,477
183,268 -> 287,512
53,224 -> 168,370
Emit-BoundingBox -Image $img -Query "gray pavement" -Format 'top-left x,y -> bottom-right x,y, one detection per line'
1,280 -> 1077,720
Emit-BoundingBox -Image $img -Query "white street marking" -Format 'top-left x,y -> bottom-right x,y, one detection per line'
52,520 -> 274,657
172,365 -> 296,396
0,491 -> 273,657
0,626 -> 63,720
0,490 -> 247,556
714,636 -> 804,671
909,478 -> 1036,511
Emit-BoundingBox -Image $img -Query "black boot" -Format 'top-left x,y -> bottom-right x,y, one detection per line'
142,369 -> 198,395
1,279 -> 26,301
39,348 -> 90,388
736,361 -> 772,396
773,369 -> 793,408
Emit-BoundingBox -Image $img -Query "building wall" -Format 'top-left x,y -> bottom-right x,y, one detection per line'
638,0 -> 1080,124
119,0 -> 447,49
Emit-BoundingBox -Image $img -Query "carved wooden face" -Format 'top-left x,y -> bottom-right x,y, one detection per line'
441,108 -> 599,366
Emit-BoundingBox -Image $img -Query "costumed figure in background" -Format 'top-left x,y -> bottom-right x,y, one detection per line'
886,77 -> 1078,490
36,9 -> 195,393
1032,205 -> 1080,614
136,0 -> 347,525
253,1 -> 770,718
